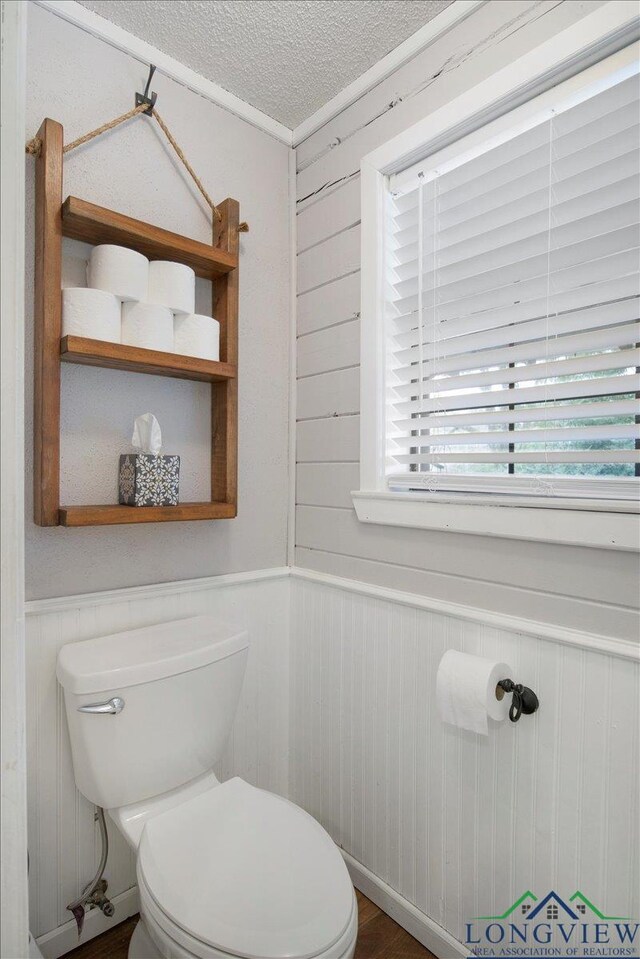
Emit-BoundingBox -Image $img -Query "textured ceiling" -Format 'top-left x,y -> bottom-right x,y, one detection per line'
78,0 -> 452,128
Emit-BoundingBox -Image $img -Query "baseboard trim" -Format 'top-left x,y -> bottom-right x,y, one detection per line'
35,857 -> 464,959
342,851 -> 467,959
25,566 -> 290,615
35,886 -> 139,959
292,568 -> 640,662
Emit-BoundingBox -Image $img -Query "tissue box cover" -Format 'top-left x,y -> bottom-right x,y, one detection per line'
119,453 -> 180,506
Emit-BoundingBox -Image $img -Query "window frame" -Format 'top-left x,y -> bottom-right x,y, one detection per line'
355,3 -> 640,551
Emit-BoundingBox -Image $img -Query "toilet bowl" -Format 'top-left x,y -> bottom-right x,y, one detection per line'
114,775 -> 357,959
57,616 -> 357,959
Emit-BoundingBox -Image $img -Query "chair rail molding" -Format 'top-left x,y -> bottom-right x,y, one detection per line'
26,566 -> 639,660
290,568 -> 640,662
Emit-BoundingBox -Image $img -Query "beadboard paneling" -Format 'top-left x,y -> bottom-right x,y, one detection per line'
289,574 -> 640,947
293,0 -> 640,638
26,571 -> 289,942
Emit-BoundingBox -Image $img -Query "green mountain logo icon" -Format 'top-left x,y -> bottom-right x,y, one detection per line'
474,890 -> 629,922
569,892 -> 629,921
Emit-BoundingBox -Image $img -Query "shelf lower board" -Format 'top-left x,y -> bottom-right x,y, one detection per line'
60,336 -> 236,382
59,502 -> 237,526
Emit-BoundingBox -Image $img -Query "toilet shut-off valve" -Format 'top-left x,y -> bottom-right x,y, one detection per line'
66,807 -> 115,936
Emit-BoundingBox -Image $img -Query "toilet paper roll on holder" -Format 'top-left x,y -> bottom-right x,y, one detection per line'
495,678 -> 539,723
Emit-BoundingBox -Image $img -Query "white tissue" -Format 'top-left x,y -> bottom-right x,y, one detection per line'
88,245 -> 149,302
62,287 -> 121,343
173,314 -> 220,361
147,261 -> 195,315
121,302 -> 174,352
436,650 -> 512,735
132,413 -> 162,456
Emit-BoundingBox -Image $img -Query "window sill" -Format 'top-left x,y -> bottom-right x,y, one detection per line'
351,491 -> 640,551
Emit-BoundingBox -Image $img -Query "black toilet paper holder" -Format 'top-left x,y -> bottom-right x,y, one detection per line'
496,679 -> 539,723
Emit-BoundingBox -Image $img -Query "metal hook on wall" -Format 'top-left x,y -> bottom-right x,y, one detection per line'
136,63 -> 157,114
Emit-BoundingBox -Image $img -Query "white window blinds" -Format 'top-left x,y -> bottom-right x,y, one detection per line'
384,66 -> 640,501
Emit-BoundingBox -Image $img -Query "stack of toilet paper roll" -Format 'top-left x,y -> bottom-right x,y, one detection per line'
61,244 -> 221,361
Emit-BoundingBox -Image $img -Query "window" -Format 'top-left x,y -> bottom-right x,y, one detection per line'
357,28 -> 640,550
385,67 -> 639,501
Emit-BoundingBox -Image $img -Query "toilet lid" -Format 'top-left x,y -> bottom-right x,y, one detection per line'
138,778 -> 354,959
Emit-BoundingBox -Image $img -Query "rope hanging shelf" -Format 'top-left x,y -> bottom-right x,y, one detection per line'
25,64 -> 249,233
27,64 -> 242,527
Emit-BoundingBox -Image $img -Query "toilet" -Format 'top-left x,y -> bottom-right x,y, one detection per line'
57,616 -> 357,959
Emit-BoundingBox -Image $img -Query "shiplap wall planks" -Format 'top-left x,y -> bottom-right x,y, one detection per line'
296,0 -> 608,185
294,0 -> 640,639
26,572 -> 289,943
289,576 -> 640,946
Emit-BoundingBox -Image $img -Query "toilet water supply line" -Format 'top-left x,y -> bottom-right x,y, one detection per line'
67,807 -> 115,936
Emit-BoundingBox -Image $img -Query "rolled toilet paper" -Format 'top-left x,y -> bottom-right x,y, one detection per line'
88,245 -> 149,302
122,302 -> 174,353
62,287 -> 121,343
436,650 -> 512,735
173,314 -> 220,361
147,261 -> 196,315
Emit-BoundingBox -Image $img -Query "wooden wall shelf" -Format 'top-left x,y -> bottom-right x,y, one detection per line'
60,336 -> 236,383
62,197 -> 237,279
33,117 -> 239,527
59,502 -> 236,527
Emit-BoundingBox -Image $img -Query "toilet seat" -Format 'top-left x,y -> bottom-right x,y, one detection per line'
137,778 -> 355,959
138,882 -> 357,959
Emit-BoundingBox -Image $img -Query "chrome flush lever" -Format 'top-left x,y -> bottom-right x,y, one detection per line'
77,697 -> 125,715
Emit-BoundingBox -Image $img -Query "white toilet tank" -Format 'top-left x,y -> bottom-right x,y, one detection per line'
57,616 -> 249,810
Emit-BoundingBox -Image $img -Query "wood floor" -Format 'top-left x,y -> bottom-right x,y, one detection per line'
62,891 -> 437,958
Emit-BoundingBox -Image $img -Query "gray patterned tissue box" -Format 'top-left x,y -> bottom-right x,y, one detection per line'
118,453 -> 180,506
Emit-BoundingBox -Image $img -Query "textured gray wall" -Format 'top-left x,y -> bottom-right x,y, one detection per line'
25,5 -> 290,599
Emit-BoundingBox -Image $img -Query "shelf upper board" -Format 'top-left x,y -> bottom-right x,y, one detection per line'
59,502 -> 237,526
61,197 -> 237,278
61,336 -> 236,382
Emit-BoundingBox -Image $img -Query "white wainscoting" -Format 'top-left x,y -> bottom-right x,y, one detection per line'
289,572 -> 640,952
26,565 -> 639,957
26,569 -> 290,952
